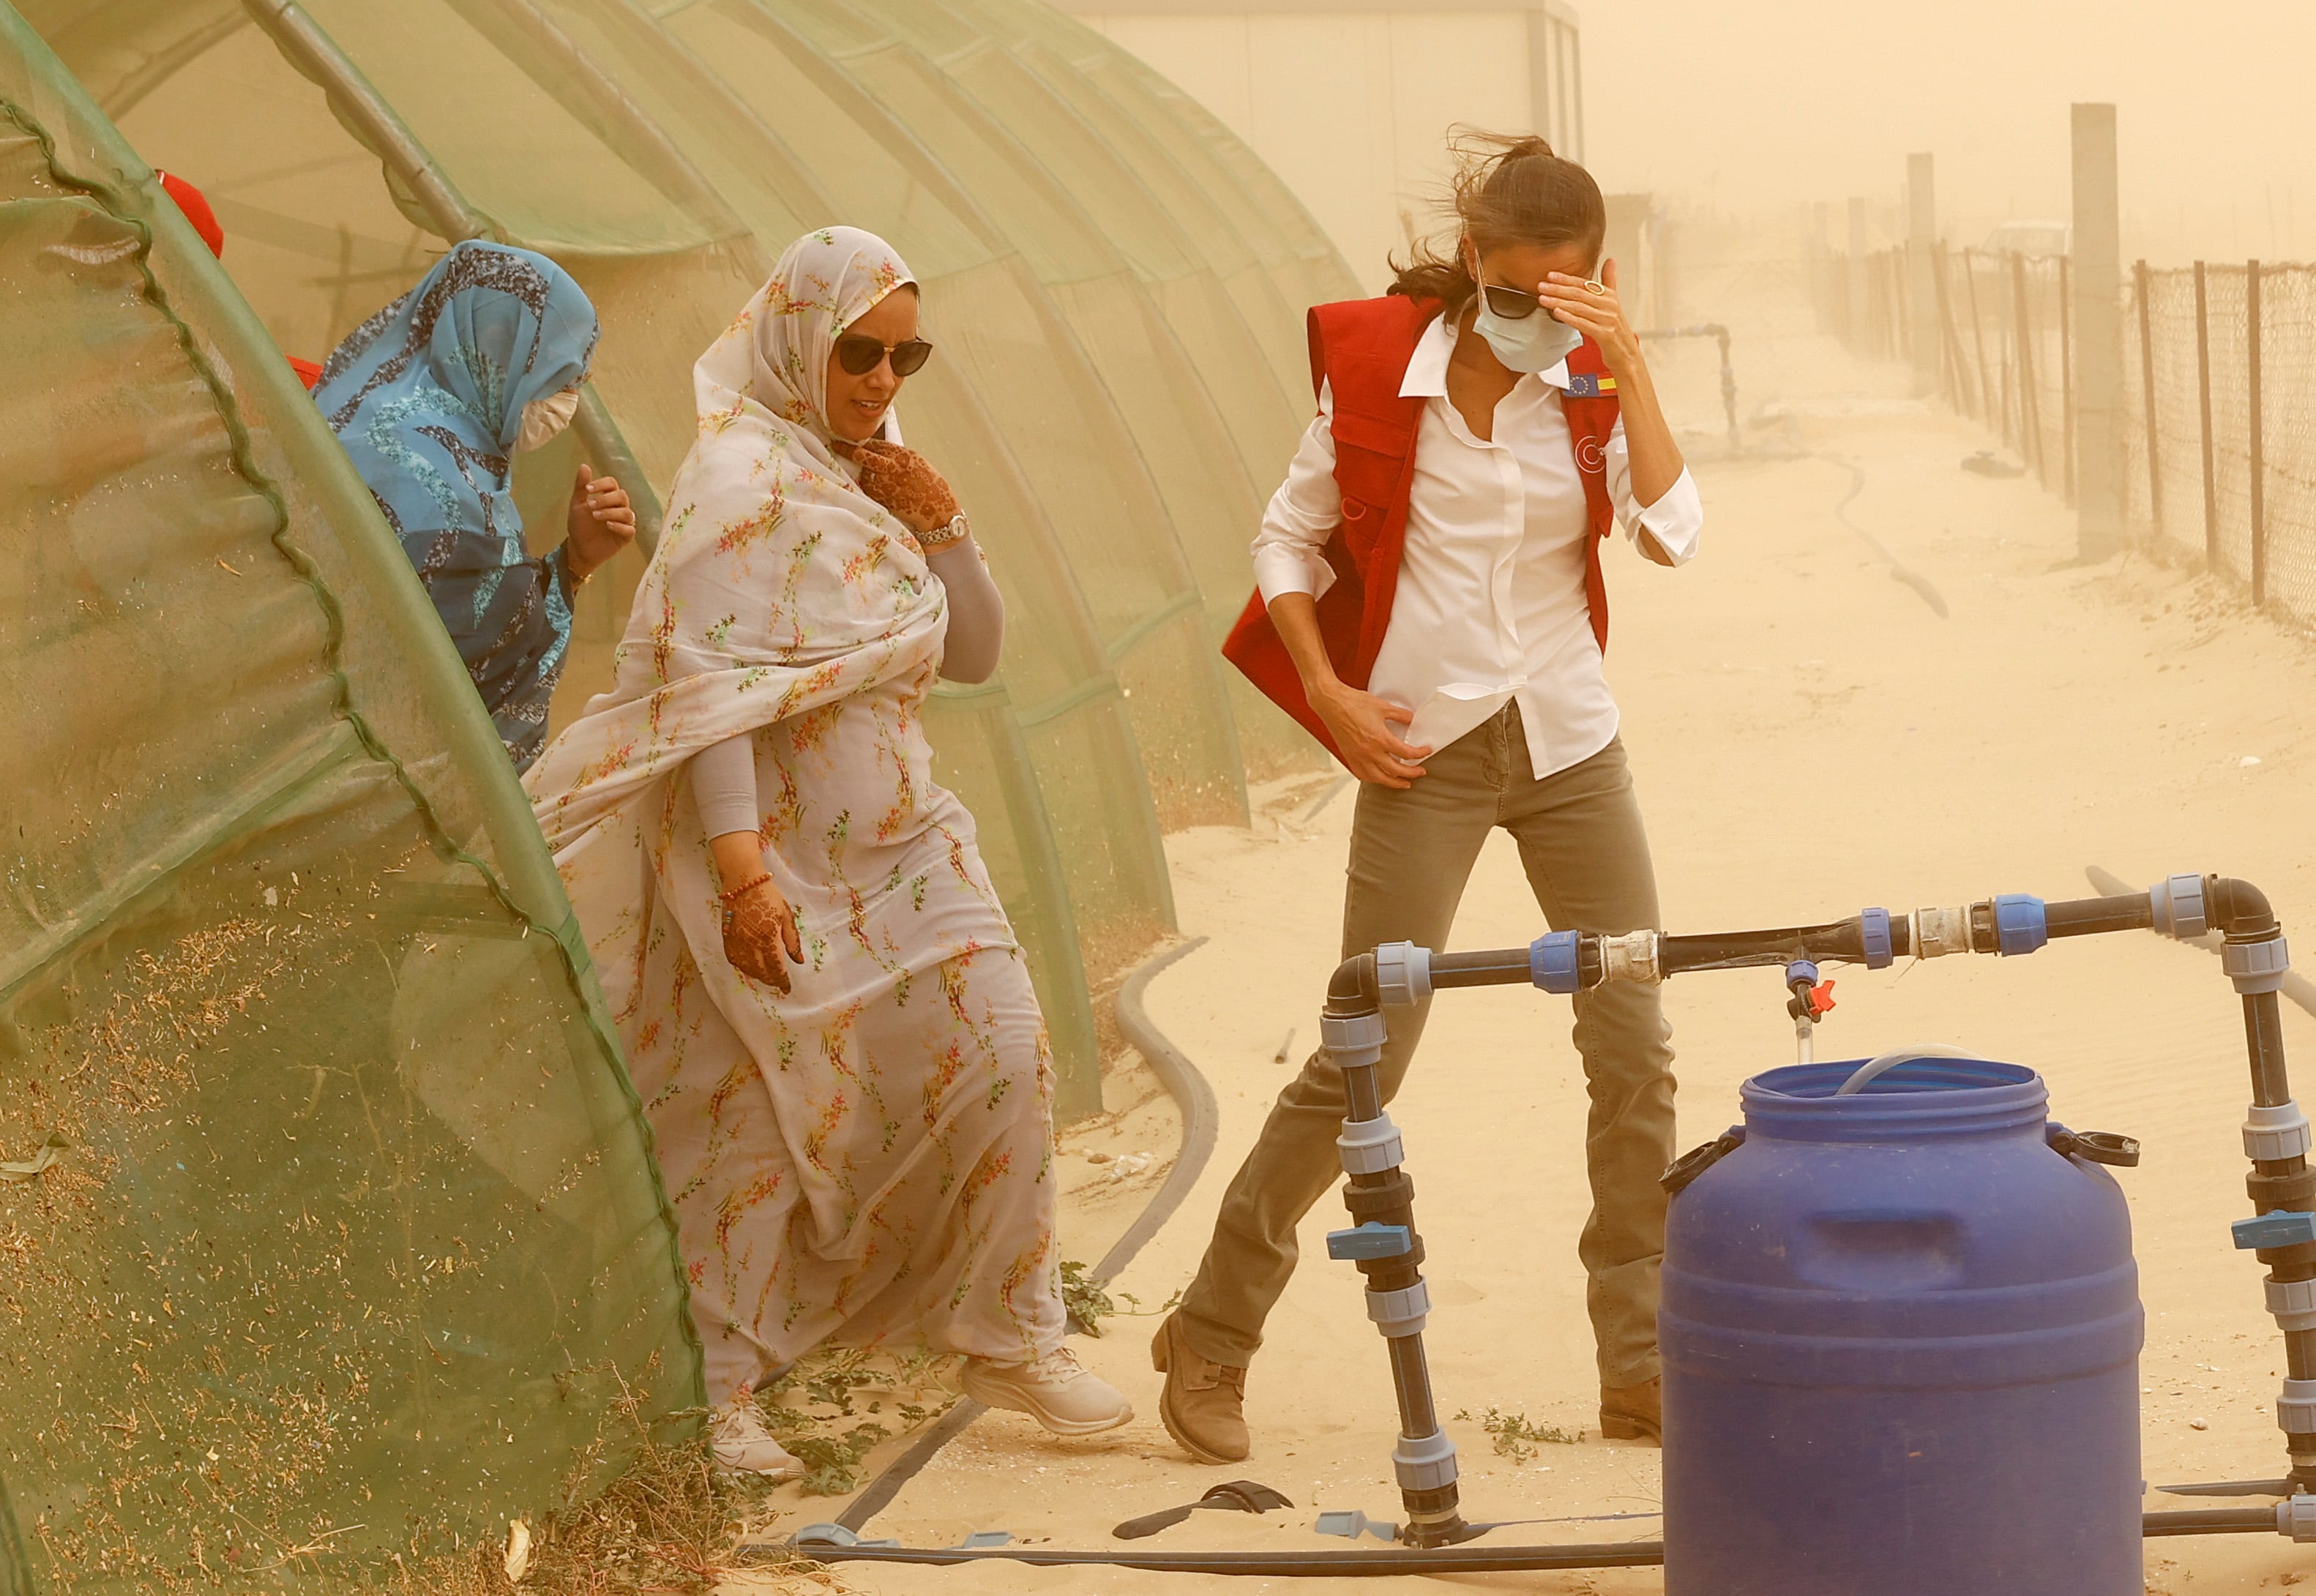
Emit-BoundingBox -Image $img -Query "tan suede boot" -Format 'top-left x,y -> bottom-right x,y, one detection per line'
1151,1313 -> 1249,1464
1599,1376 -> 1662,1445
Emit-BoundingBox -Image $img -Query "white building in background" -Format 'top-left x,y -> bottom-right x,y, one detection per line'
1057,0 -> 1585,295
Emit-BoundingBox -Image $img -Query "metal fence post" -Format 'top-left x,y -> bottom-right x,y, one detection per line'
2060,252 -> 2076,505
1935,241 -> 1970,416
2012,251 -> 2044,479
2249,258 -> 2266,607
2196,260 -> 2217,566
1846,197 -> 1869,355
2135,259 -> 2160,541
1965,249 -> 1994,427
2070,102 -> 2125,557
1908,154 -> 1939,396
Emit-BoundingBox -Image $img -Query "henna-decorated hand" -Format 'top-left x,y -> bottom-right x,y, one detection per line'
722,879 -> 804,993
837,438 -> 960,536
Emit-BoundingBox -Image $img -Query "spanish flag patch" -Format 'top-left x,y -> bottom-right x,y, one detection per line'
1563,372 -> 1617,397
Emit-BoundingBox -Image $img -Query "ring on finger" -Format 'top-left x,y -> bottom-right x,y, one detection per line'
1583,279 -> 1608,296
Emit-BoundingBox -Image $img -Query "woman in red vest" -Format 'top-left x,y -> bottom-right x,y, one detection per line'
1155,132 -> 1701,1462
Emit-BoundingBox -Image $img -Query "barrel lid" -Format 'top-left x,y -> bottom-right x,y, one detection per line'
1743,1057 -> 2048,1142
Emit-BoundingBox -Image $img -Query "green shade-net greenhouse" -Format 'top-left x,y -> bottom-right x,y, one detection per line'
15,0 -> 1360,1117
0,10 -> 701,1590
1,0 -> 1366,1581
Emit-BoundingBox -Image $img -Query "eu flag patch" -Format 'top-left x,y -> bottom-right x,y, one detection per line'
1563,372 -> 1617,397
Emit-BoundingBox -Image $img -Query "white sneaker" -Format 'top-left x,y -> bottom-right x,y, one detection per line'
711,1399 -> 806,1480
960,1346 -> 1135,1436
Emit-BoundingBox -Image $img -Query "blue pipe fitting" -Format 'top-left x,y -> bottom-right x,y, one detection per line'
1531,930 -> 1583,994
1785,959 -> 1819,989
2233,1212 -> 2316,1251
1326,1223 -> 1413,1261
1859,906 -> 1893,970
1992,893 -> 2048,956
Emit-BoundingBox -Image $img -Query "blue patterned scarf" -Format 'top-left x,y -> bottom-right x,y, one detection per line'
316,241 -> 599,768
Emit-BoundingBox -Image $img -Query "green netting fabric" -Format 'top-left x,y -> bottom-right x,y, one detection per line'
0,10 -> 701,1588
15,0 -> 1359,1121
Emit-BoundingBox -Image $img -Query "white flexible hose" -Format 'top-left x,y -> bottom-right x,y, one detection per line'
1834,1044 -> 1985,1097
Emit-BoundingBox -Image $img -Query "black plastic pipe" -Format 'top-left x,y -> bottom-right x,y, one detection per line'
2047,894 -> 2157,937
2143,1507 -> 2290,1537
2247,991 -> 2293,1106
1428,948 -> 1534,988
769,1509 -> 2293,1576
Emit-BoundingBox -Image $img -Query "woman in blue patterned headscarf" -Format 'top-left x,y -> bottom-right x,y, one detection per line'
315,240 -> 635,768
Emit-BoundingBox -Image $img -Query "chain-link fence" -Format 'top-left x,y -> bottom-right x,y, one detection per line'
1822,235 -> 2316,634
1812,241 -> 1912,365
1925,247 -> 2074,501
2123,261 -> 2316,625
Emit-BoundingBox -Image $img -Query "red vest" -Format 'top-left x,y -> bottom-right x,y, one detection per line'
1220,294 -> 1622,760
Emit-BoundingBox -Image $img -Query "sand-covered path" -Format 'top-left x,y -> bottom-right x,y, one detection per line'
739,318 -> 2316,1594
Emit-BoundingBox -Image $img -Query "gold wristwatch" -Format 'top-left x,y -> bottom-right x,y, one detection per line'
919,511 -> 970,552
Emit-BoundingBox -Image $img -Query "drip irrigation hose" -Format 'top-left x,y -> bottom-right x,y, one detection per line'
830,936 -> 1218,1535
1814,452 -> 1950,617
760,1509 -> 2297,1576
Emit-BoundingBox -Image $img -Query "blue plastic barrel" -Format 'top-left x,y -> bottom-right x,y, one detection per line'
1662,1057 -> 2142,1594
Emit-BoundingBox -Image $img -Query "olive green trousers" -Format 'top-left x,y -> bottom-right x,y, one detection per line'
1176,709 -> 1676,1386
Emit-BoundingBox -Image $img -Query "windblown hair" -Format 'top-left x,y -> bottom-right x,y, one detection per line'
1388,129 -> 1607,316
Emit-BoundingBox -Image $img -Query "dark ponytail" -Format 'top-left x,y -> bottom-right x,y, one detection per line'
1388,129 -> 1607,317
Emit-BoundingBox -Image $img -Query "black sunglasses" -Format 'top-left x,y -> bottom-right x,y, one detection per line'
836,333 -> 934,378
1478,278 -> 1544,321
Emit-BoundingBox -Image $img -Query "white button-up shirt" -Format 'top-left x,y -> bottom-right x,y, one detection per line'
1251,311 -> 1703,778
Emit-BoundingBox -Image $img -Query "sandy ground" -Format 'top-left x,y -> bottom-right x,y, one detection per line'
731,288 -> 2316,1592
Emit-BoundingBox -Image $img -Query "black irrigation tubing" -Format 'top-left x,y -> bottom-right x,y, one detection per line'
829,936 -> 1219,1535
747,1538 -> 1671,1576
754,1510 -> 2316,1575
2085,866 -> 2316,1019
1815,452 -> 1951,618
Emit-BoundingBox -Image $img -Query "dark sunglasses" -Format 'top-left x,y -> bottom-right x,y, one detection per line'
835,333 -> 934,378
1478,278 -> 1544,321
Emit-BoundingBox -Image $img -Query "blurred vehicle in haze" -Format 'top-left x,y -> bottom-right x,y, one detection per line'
1981,220 -> 2070,256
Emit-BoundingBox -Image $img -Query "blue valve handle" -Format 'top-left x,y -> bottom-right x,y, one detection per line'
1326,1223 -> 1413,1261
2232,1212 -> 2316,1251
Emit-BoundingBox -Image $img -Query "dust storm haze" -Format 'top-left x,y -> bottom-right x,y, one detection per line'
1582,0 -> 2316,263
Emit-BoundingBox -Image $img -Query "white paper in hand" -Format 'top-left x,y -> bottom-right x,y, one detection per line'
1400,681 -> 1513,760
